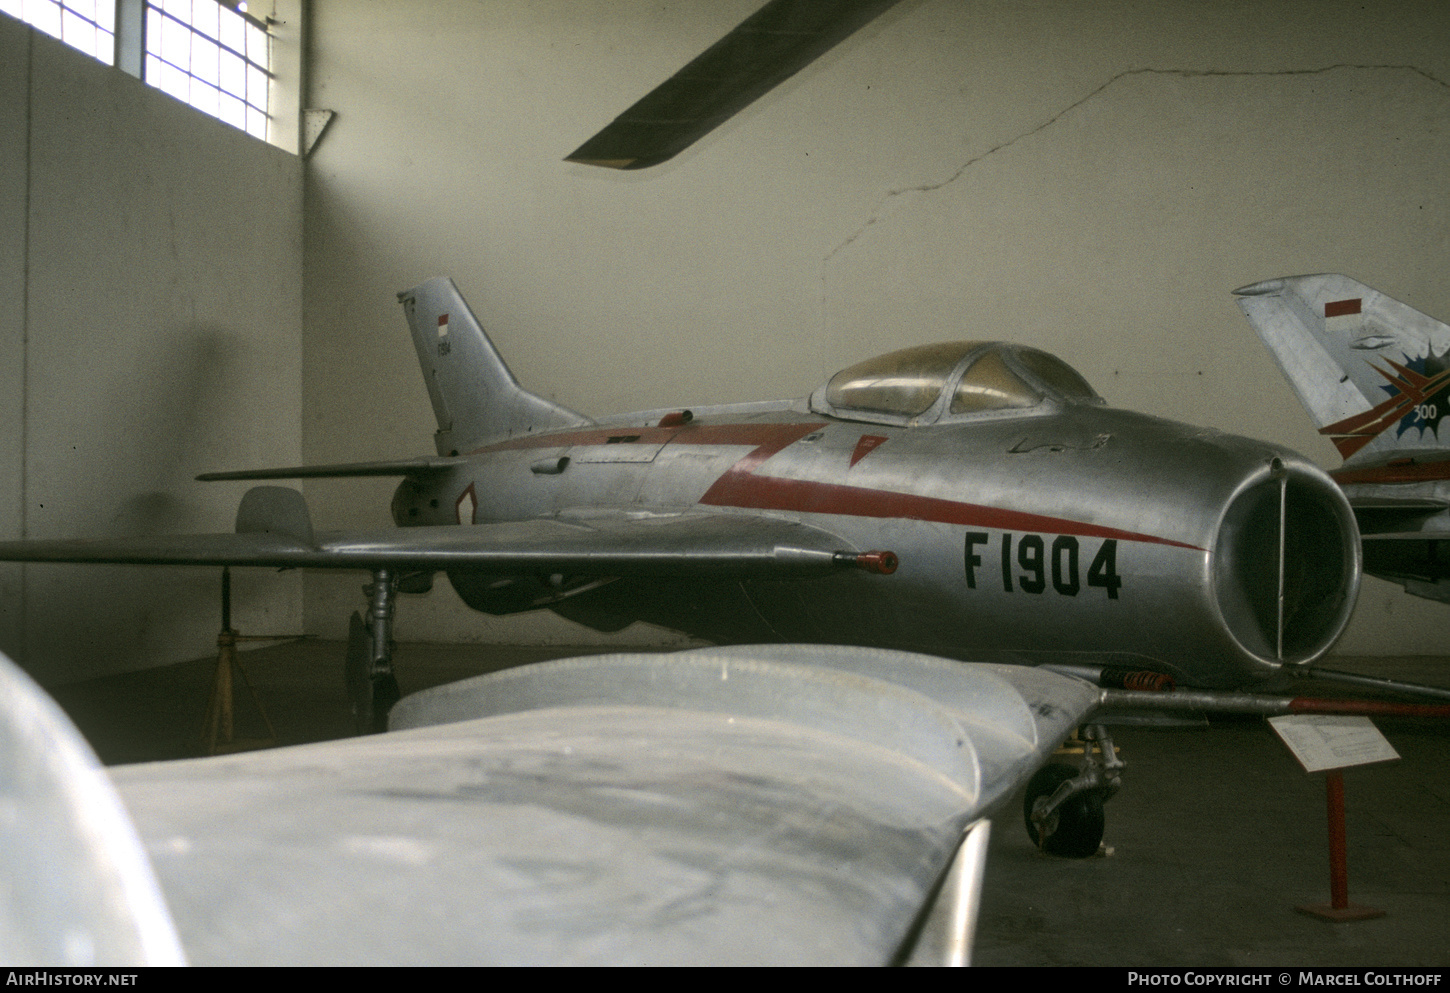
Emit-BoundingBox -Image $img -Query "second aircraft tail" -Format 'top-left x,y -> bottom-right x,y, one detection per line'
399,278 -> 593,456
1235,274 -> 1450,464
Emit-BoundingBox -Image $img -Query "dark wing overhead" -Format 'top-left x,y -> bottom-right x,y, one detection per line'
565,0 -> 902,170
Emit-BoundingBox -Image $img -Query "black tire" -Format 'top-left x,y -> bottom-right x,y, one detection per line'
371,672 -> 401,734
1022,762 -> 1105,858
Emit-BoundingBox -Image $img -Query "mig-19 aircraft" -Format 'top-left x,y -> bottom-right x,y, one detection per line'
4,0 -> 1440,967
0,275 -> 1364,722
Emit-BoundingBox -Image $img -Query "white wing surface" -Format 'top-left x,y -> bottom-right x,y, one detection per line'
109,647 -> 1099,966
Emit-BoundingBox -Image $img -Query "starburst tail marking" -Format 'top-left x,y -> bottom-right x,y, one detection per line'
1236,274 -> 1450,465
1319,361 -> 1450,458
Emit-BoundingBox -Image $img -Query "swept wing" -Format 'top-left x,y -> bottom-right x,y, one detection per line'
0,494 -> 884,577
109,646 -> 1098,965
34,642 -> 1446,965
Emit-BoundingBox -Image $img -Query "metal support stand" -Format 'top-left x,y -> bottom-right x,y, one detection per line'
1296,770 -> 1385,922
201,568 -> 279,755
346,569 -> 402,735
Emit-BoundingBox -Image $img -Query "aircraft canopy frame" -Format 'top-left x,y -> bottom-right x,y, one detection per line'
810,341 -> 1102,427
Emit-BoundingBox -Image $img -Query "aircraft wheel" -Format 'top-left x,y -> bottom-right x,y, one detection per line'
370,673 -> 401,734
1022,762 -> 1105,858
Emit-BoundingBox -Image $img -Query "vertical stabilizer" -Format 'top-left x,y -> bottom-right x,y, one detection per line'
399,278 -> 592,456
1235,274 -> 1450,465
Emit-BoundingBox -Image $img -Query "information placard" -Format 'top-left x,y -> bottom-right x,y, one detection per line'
1268,714 -> 1400,773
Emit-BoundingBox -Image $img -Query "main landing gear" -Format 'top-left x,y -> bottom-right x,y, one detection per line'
1023,724 -> 1123,858
345,568 -> 402,735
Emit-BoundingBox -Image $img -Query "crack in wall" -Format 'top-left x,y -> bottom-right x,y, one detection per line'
822,63 -> 1450,270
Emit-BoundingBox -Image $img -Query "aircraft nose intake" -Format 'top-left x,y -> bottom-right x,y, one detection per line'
1211,459 -> 1361,667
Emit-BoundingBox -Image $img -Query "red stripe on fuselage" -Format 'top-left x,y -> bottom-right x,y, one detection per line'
476,421 -> 1203,550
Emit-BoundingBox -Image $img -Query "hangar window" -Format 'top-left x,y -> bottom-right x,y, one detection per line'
1,0 -> 116,64
3,1 -> 272,142
145,1 -> 270,140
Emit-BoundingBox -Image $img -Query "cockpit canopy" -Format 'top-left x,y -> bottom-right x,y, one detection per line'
810,341 -> 1100,426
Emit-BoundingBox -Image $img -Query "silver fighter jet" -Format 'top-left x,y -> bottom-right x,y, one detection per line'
0,277 -> 1362,718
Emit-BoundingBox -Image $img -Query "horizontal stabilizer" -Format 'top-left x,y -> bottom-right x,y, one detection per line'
1345,495 -> 1450,539
198,457 -> 468,482
1356,530 -> 1450,542
1347,496 -> 1449,512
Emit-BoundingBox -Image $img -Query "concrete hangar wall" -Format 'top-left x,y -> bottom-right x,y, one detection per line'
302,0 -> 1450,654
0,14 -> 303,684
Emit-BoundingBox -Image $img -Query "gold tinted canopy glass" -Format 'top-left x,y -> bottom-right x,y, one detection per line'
950,349 -> 1041,414
825,342 -> 983,416
825,341 -> 1097,419
1012,346 -> 1098,401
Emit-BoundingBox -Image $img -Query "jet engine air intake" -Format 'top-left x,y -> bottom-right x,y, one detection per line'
1213,464 -> 1360,666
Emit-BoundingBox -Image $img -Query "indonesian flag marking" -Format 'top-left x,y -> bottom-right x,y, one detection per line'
438,314 -> 450,338
1323,297 -> 1363,341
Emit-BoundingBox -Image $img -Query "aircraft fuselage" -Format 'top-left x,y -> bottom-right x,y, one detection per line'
390,400 -> 1359,689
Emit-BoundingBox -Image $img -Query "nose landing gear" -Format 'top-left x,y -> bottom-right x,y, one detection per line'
1023,724 -> 1123,858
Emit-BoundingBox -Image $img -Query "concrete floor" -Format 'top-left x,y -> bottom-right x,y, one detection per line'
47,643 -> 1450,967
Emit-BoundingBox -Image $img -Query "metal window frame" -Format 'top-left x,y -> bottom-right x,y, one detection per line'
1,0 -> 118,65
9,0 -> 302,154
136,0 -> 271,139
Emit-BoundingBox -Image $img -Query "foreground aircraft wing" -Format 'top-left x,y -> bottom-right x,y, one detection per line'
55,646 -> 1099,965
15,643 -> 1450,964
566,0 -> 903,169
0,487 -> 893,577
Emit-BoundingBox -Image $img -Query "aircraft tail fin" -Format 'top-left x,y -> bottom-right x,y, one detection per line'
399,278 -> 593,456
1235,274 -> 1450,464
